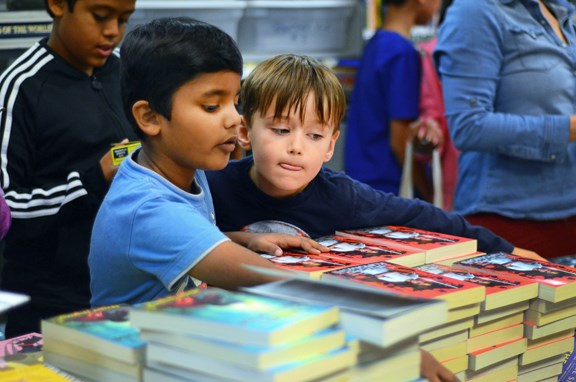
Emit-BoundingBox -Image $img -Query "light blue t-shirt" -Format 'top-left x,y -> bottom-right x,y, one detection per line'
435,0 -> 576,219
89,150 -> 229,307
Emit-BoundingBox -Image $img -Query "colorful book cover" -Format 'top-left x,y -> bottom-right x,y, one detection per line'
417,263 -> 539,310
321,261 -> 485,310
260,251 -> 352,279
453,252 -> 576,303
41,304 -> 146,364
314,234 -> 426,267
0,332 -> 43,371
336,225 -> 477,263
130,287 -> 340,347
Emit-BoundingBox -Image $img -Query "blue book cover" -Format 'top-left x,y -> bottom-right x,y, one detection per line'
130,287 -> 340,347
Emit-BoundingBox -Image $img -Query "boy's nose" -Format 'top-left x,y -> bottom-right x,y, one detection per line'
224,104 -> 242,130
288,134 -> 303,155
103,20 -> 121,38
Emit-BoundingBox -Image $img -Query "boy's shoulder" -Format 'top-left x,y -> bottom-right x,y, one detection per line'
1,39 -> 54,89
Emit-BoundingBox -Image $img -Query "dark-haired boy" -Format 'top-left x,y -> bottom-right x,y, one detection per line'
0,0 -> 137,337
88,18 -> 323,308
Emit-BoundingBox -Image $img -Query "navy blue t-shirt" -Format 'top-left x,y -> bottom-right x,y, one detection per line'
206,157 -> 513,254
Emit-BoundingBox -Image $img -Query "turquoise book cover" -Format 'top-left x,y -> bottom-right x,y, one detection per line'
130,288 -> 339,346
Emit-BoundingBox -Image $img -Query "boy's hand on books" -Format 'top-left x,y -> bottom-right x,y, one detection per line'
512,247 -> 546,262
228,232 -> 329,256
249,233 -> 329,256
420,350 -> 460,382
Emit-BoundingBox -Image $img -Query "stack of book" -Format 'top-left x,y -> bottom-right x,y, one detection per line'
335,225 -> 478,264
40,304 -> 146,382
453,252 -> 576,381
129,287 -> 356,382
259,233 -> 428,279
243,277 -> 448,382
0,331 -> 83,380
416,262 -> 539,379
259,250 -> 353,279
314,234 -> 426,267
318,260 -> 485,377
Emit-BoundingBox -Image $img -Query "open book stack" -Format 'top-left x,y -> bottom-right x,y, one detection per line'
243,277 -> 448,382
129,287 -> 356,382
321,261 -> 485,319
314,234 -> 426,268
259,233 -> 427,280
453,252 -> 576,381
41,304 -> 146,382
336,225 -> 478,264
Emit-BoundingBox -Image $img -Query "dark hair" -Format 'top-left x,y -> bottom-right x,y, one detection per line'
120,17 -> 243,138
241,54 -> 346,132
44,0 -> 75,18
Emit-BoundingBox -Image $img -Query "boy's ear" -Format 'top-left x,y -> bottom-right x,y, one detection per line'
237,116 -> 252,151
323,130 -> 341,163
132,100 -> 161,137
47,0 -> 66,17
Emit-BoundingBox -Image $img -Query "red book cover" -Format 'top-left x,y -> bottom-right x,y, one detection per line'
321,261 -> 485,310
417,263 -> 539,310
453,252 -> 576,303
314,235 -> 426,267
260,252 -> 352,279
335,226 -> 477,263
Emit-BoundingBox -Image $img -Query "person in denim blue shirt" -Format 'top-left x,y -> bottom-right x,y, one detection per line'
434,0 -> 576,259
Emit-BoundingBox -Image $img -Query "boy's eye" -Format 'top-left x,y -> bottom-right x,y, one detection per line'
309,133 -> 324,140
272,128 -> 290,135
203,105 -> 219,112
93,12 -> 108,22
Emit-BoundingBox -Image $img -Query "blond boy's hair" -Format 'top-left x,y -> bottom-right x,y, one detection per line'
240,54 -> 346,132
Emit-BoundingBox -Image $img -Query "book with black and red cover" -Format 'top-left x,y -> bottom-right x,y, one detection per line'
453,252 -> 576,303
321,261 -> 485,310
314,234 -> 425,267
416,263 -> 539,310
336,226 -> 477,263
260,252 -> 351,279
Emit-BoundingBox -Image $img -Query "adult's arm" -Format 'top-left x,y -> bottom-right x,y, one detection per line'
435,0 -> 570,162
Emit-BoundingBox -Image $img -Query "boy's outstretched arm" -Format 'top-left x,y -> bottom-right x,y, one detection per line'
225,232 -> 329,256
420,350 -> 461,382
190,241 -> 283,289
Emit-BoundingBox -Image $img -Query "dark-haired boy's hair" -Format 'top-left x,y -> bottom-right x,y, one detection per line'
240,54 -> 346,132
120,17 -> 243,138
44,0 -> 75,18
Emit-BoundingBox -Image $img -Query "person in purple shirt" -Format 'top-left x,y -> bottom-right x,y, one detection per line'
345,0 -> 442,202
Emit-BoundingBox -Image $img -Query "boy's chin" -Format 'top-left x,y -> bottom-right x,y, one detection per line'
205,158 -> 231,171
